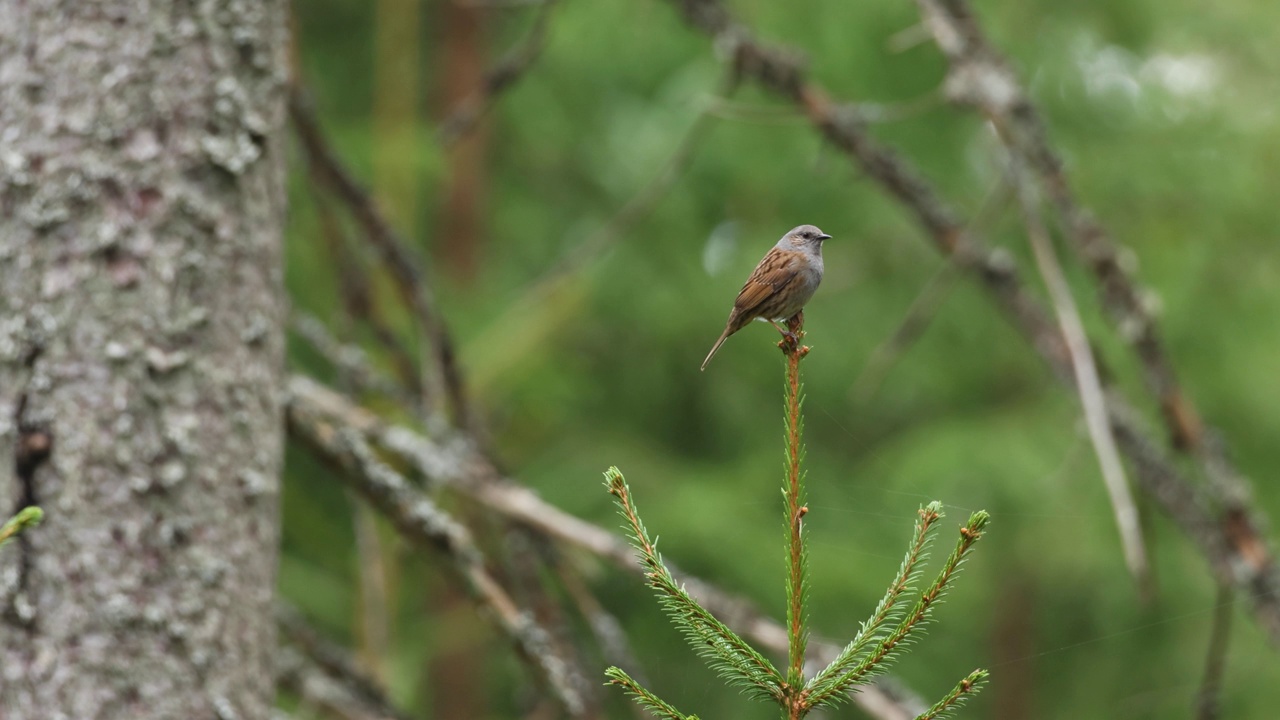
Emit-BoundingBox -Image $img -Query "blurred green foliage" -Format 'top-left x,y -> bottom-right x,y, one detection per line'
284,0 -> 1280,717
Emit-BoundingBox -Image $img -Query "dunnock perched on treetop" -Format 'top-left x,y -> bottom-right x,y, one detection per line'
701,224 -> 831,370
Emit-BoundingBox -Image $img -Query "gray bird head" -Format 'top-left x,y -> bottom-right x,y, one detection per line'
781,224 -> 832,250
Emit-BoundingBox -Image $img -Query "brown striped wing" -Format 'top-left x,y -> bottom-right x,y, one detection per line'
729,247 -> 800,329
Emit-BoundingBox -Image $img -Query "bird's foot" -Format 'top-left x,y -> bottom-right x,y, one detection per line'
770,321 -> 799,341
775,329 -> 806,355
778,337 -> 810,358
775,313 -> 807,356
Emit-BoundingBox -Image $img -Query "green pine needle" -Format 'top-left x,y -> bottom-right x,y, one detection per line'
604,468 -> 785,701
915,668 -> 989,720
806,502 -> 944,704
0,506 -> 44,549
807,509 -> 990,707
605,666 -> 698,720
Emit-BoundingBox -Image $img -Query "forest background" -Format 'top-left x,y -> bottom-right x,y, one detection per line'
234,0 -> 1280,717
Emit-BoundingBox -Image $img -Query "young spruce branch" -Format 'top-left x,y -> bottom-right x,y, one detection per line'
915,668 -> 989,720
604,467 -> 786,701
605,666 -> 700,720
0,506 -> 43,550
604,313 -> 988,719
782,313 -> 810,694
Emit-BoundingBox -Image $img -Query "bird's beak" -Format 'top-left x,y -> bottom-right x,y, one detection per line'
817,234 -> 832,241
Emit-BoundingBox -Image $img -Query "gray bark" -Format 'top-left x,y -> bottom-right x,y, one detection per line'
0,2 -> 288,718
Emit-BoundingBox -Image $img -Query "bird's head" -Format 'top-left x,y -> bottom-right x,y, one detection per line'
783,224 -> 832,250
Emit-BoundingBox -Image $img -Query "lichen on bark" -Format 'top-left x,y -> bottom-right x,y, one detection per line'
0,2 -> 288,717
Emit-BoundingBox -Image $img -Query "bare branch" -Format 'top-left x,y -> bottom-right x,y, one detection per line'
552,552 -> 650,687
277,646 -> 402,720
301,174 -> 424,398
1196,583 -> 1234,720
277,604 -> 413,720
291,313 -> 414,405
289,86 -> 472,431
1007,155 -> 1149,589
286,394 -> 592,718
852,174 -> 1010,402
912,0 -> 1280,639
914,0 -> 1206,450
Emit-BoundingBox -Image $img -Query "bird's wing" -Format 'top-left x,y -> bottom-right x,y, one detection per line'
733,248 -> 799,314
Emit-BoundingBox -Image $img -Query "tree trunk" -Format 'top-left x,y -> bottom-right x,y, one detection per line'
0,2 -> 288,718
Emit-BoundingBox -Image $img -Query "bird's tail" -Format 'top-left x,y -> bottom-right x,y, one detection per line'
700,329 -> 731,371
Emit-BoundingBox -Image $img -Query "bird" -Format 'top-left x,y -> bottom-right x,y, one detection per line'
701,224 -> 831,370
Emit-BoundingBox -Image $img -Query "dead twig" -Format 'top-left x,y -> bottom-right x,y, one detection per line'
286,396 -> 592,718
291,313 -> 414,405
552,555 -> 649,689
1008,154 -> 1149,590
277,603 -> 412,720
290,86 -> 472,432
914,0 -> 1205,450
912,0 -> 1279,636
302,174 -> 424,399
1195,583 -> 1234,720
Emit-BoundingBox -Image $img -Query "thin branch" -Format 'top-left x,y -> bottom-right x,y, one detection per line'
552,553 -> 649,687
438,0 -> 560,145
277,604 -> 413,720
1195,583 -> 1234,720
503,526 -> 602,716
604,667 -> 694,720
291,313 -> 414,405
277,645 -> 402,720
647,0 -> 1280,645
914,0 -> 1279,626
286,375 -> 920,720
286,399 -> 591,718
703,90 -> 942,126
290,86 -> 472,431
914,0 -> 1206,450
913,669 -> 988,720
1008,154 -> 1149,590
302,173 -> 424,399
